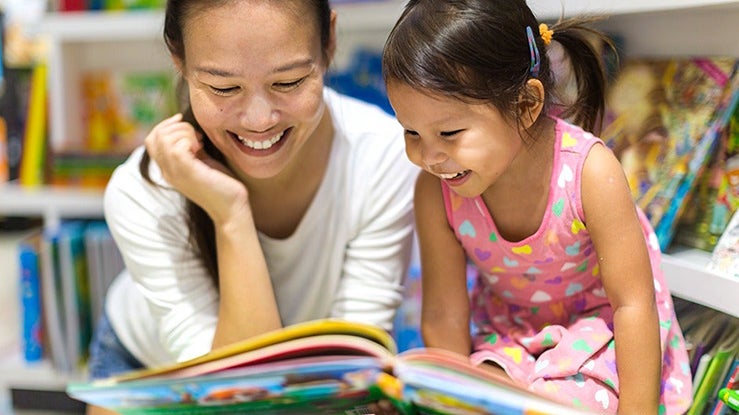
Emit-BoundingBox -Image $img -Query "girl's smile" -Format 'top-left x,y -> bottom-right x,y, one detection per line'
387,81 -> 525,198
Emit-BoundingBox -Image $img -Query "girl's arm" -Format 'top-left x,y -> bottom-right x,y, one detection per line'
581,143 -> 661,415
415,171 -> 472,355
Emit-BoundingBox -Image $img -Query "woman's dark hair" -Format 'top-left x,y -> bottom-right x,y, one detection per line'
382,0 -> 615,137
139,0 -> 333,285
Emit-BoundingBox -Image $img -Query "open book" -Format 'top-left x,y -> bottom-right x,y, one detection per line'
67,319 -> 591,415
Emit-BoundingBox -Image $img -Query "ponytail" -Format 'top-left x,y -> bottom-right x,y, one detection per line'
548,16 -> 617,134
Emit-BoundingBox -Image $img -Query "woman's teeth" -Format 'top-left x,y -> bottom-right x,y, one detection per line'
238,131 -> 284,150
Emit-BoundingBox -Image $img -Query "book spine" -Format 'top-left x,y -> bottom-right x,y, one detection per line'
710,359 -> 739,415
40,228 -> 73,373
18,236 -> 43,362
19,63 -> 47,187
0,67 -> 32,182
59,221 -> 92,370
0,117 -> 7,182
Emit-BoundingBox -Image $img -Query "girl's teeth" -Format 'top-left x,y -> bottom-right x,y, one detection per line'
238,132 -> 284,150
439,171 -> 465,179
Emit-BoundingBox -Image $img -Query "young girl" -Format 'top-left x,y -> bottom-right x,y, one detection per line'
382,1 -> 692,414
87,1 -> 416,413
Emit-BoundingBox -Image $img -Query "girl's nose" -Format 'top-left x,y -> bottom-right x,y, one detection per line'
420,143 -> 447,169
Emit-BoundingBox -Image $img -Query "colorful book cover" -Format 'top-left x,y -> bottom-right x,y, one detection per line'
687,326 -> 739,415
601,57 -> 739,250
710,358 -> 739,414
706,207 -> 739,277
67,319 -> 592,415
17,230 -> 44,362
80,70 -> 176,154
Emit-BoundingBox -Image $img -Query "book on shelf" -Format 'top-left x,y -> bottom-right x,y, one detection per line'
710,358 -> 739,414
18,62 -> 48,187
84,221 -> 125,331
58,221 -> 93,370
601,57 -> 739,251
80,69 -> 176,154
17,230 -> 44,362
49,151 -> 128,189
706,207 -> 739,278
687,323 -> 739,415
675,301 -> 739,415
0,66 -> 33,184
67,318 -> 591,415
39,224 -> 74,373
32,220 -> 123,372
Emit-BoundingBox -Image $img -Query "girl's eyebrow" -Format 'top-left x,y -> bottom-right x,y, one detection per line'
194,58 -> 315,78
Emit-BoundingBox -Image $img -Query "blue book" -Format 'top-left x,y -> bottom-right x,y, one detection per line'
58,220 -> 92,370
17,230 -> 43,362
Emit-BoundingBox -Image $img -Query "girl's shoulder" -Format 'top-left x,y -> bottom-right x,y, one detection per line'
553,117 -> 603,146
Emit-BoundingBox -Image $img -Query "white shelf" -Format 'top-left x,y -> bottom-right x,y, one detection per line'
0,353 -> 81,390
30,9 -> 164,41
0,183 -> 104,230
30,2 -> 406,41
662,248 -> 738,318
529,0 -> 739,18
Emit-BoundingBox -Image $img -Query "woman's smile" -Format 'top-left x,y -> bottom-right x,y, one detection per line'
230,128 -> 291,156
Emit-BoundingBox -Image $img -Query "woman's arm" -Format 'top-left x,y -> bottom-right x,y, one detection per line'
144,115 -> 282,348
415,172 -> 472,355
581,143 -> 661,415
104,150 -> 220,362
330,138 -> 417,330
115,115 -> 282,358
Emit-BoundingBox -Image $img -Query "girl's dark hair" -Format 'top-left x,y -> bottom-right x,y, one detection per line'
139,0 -> 333,285
382,0 -> 615,137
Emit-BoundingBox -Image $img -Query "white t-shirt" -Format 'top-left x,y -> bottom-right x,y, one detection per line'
103,88 -> 419,367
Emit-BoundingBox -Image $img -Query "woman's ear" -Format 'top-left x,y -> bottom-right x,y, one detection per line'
518,78 -> 545,129
172,56 -> 185,77
325,10 -> 338,68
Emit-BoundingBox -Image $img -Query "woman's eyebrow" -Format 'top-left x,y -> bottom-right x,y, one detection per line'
193,58 -> 315,78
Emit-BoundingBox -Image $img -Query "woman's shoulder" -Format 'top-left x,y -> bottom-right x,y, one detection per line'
324,88 -> 404,143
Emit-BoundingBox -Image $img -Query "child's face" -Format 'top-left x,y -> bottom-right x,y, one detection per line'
387,82 -> 525,198
179,0 -> 331,181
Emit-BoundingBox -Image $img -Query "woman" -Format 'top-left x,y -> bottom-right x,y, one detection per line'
87,1 -> 417,411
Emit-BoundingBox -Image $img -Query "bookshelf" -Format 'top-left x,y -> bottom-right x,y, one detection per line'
1,0 -> 738,404
0,183 -> 104,230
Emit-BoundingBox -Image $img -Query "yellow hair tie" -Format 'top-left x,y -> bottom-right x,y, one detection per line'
539,23 -> 554,46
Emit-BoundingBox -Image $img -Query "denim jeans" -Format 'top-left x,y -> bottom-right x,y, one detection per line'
87,310 -> 144,380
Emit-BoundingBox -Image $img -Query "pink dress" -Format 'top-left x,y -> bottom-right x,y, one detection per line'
440,118 -> 693,414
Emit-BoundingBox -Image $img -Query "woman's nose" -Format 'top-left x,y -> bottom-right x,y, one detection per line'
240,93 -> 277,132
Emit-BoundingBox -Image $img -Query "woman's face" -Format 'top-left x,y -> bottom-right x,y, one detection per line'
179,0 -> 333,180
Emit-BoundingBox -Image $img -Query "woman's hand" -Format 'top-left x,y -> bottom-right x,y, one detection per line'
144,114 -> 250,225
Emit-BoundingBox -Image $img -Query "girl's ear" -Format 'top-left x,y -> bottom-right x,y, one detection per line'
518,78 -> 545,129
